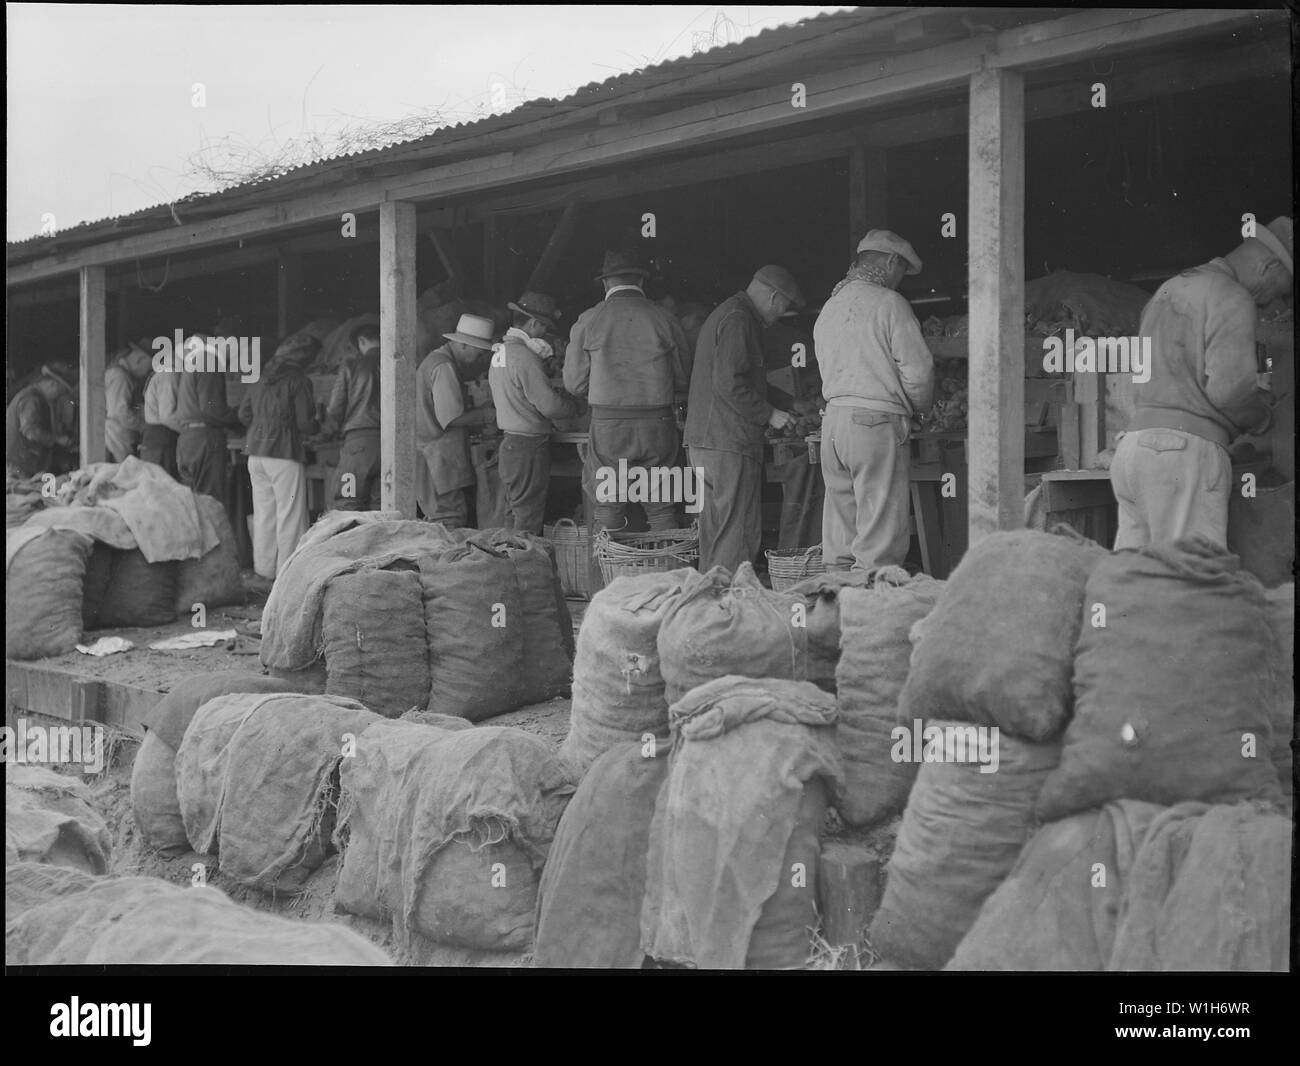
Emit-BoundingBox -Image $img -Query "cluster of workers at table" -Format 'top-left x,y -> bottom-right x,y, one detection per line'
7,215 -> 1290,583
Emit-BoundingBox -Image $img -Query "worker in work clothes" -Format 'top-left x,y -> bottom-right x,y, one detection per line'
564,248 -> 692,532
488,291 -> 576,534
1110,216 -> 1292,548
142,353 -> 184,477
238,334 -> 318,577
813,230 -> 933,572
325,322 -> 383,510
762,317 -> 825,551
415,313 -> 496,526
685,265 -> 802,571
175,335 -> 241,503
104,341 -> 152,462
5,363 -> 76,478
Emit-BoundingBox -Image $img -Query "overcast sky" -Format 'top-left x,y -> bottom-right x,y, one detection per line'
6,4 -> 850,241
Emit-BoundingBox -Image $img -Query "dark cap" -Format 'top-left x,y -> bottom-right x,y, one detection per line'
508,290 -> 562,327
595,248 -> 651,281
753,265 -> 806,310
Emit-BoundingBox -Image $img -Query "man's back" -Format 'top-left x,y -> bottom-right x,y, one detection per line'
564,291 -> 690,407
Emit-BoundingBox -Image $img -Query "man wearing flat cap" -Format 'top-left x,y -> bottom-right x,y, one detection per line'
814,229 -> 934,572
565,248 -> 693,533
686,265 -> 804,570
415,313 -> 497,526
1111,215 -> 1293,549
6,363 -> 77,478
489,291 -> 577,534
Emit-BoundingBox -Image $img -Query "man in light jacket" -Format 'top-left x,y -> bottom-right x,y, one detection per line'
813,229 -> 933,572
1110,216 -> 1291,548
489,291 -> 576,534
105,342 -> 152,462
142,349 -> 185,477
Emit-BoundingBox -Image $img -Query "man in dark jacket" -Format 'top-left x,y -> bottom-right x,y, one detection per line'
325,322 -> 383,510
238,335 -> 318,578
565,248 -> 692,532
6,364 -> 76,478
685,266 -> 802,571
175,334 -> 241,502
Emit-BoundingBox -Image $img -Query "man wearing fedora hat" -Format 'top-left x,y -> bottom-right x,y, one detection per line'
686,265 -> 805,571
105,340 -> 153,462
1110,215 -> 1292,549
489,291 -> 577,534
814,229 -> 934,572
6,363 -> 77,478
565,248 -> 692,532
415,312 -> 497,526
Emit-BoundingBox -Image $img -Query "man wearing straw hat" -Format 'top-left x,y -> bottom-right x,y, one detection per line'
1110,215 -> 1293,549
489,291 -> 576,534
814,229 -> 933,573
415,313 -> 497,526
565,247 -> 692,533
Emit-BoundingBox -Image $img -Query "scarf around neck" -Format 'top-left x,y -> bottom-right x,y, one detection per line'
831,261 -> 893,298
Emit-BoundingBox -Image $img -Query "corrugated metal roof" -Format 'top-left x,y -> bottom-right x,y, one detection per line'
7,6 -> 899,254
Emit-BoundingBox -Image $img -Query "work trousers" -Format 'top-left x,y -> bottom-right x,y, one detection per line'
583,408 -> 681,532
820,405 -> 911,572
140,424 -> 179,479
1110,428 -> 1230,550
775,452 -> 825,551
248,454 -> 309,579
176,427 -> 228,504
689,446 -> 763,574
499,432 -> 551,535
332,428 -> 382,511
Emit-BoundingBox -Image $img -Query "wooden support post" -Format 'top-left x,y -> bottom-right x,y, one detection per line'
527,201 -> 584,293
967,68 -> 1025,541
847,147 -> 888,259
79,265 -> 107,466
483,215 -> 498,297
817,842 -> 881,953
379,201 -> 418,518
848,146 -> 866,260
1074,368 -> 1102,467
276,252 -> 301,337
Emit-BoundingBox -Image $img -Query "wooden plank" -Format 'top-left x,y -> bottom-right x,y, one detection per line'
98,681 -> 163,735
9,10 -> 1259,286
6,664 -> 100,723
848,146 -> 867,260
1041,475 -> 1115,513
864,147 -> 888,232
276,252 -> 301,337
483,215 -> 499,296
79,265 -> 107,466
967,68 -> 1025,540
1073,369 -> 1101,467
379,202 -> 418,518
428,228 -> 462,288
817,842 -> 881,953
527,201 -> 584,293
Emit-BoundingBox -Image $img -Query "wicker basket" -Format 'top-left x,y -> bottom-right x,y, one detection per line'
594,525 -> 699,584
542,518 -> 595,598
765,545 -> 826,591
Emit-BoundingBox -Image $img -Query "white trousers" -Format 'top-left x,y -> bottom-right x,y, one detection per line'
248,455 -> 309,578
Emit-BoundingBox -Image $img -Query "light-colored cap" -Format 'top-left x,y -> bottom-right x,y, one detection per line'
856,229 -> 922,275
1251,216 -> 1293,277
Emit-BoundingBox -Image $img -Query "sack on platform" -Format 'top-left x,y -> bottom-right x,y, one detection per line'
1036,537 -> 1283,821
834,575 -> 944,827
947,800 -> 1163,971
4,862 -> 99,922
323,568 -> 430,718
640,676 -> 841,969
868,727 -> 1060,969
657,564 -> 825,708
129,730 -> 188,853
558,570 -> 692,781
5,766 -> 111,874
1227,479 -> 1294,588
899,529 -> 1105,740
1263,584 -> 1294,795
6,527 -> 92,659
98,547 -> 178,628
175,692 -> 380,891
335,720 -> 574,951
533,741 -> 669,967
6,875 -> 391,966
1109,801 -> 1291,972
173,494 -> 244,612
80,541 -> 114,630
